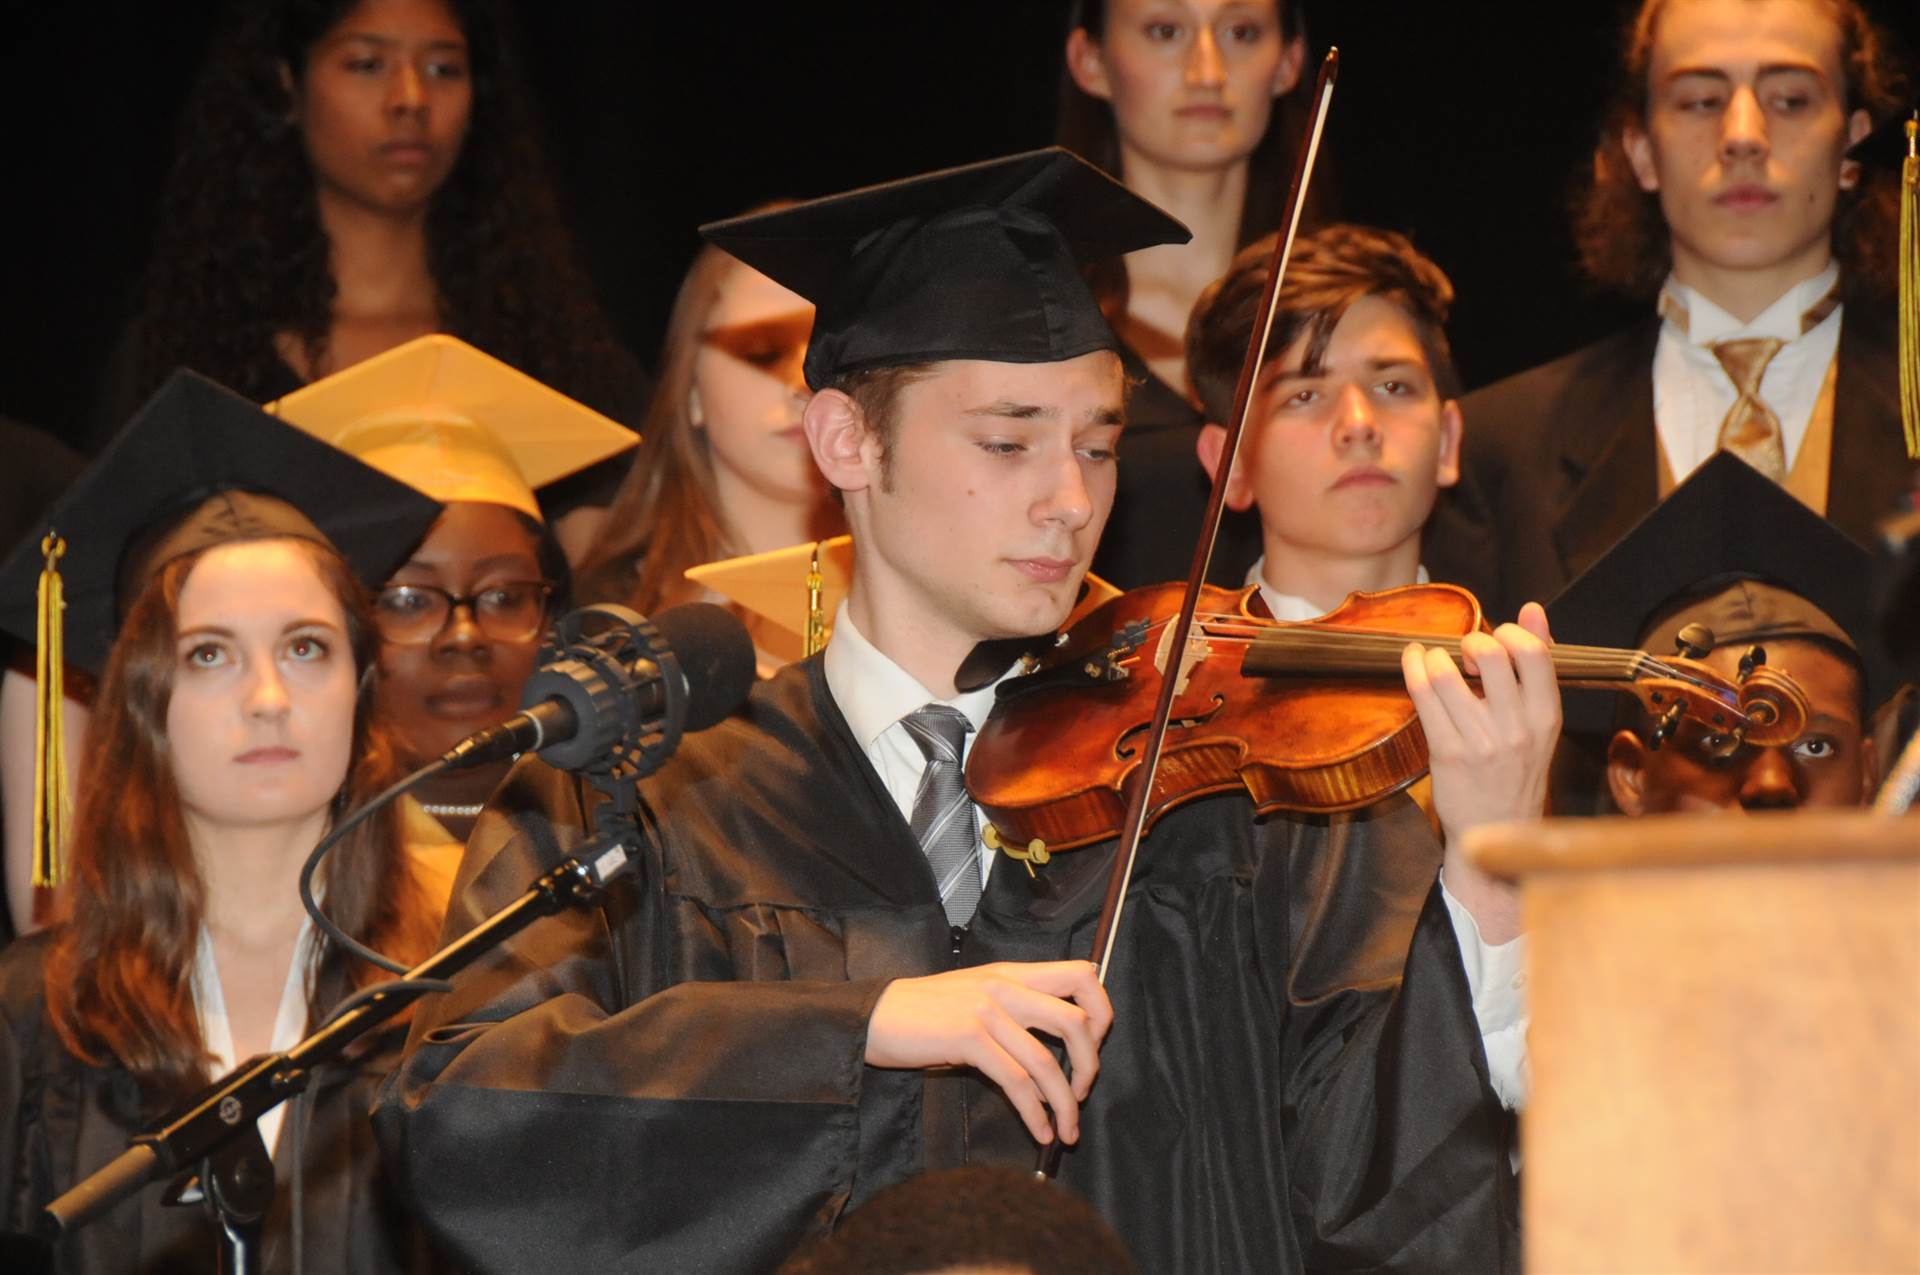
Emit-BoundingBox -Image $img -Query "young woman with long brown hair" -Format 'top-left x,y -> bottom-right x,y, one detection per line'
1057,0 -> 1313,587
0,375 -> 449,1273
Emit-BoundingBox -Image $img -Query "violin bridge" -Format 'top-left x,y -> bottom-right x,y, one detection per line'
1152,622 -> 1210,698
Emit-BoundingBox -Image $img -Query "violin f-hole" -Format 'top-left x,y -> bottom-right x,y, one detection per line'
1114,694 -> 1228,760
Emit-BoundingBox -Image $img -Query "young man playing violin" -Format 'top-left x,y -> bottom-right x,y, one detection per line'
378,153 -> 1554,1274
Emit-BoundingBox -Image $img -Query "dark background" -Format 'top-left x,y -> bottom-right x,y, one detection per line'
1,1 -> 1914,445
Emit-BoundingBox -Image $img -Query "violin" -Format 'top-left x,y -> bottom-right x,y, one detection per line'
966,580 -> 1812,858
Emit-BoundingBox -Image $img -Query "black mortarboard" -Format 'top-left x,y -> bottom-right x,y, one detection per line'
700,148 -> 1190,390
0,369 -> 443,673
1547,451 -> 1897,720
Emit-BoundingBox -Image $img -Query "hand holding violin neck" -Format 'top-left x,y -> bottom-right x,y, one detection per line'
1235,589 -> 1811,750
966,580 -> 1814,852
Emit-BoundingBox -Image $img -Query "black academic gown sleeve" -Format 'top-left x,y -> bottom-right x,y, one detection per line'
0,932 -> 427,1275
375,663 -> 956,1273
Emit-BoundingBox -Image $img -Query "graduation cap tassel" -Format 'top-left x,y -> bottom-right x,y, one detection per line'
32,532 -> 69,888
804,541 -> 827,658
1900,118 -> 1918,461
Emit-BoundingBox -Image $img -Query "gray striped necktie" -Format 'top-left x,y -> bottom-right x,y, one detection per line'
901,704 -> 981,926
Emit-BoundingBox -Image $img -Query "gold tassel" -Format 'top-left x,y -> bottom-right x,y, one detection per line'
804,541 -> 828,657
1901,118 -> 1918,461
32,533 -> 68,888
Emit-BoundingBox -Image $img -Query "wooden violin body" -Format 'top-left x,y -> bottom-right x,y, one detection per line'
965,581 -> 1811,854
967,582 -> 1460,851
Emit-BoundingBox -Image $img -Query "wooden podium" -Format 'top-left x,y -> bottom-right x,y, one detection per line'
1466,813 -> 1920,1275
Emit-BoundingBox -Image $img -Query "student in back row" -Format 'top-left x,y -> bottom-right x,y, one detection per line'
1428,0 -> 1911,623
0,377 -> 449,1273
1548,450 -> 1892,816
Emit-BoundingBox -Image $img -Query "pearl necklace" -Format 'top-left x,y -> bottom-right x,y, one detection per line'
420,802 -> 484,819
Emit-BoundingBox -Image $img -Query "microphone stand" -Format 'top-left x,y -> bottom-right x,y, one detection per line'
39,771 -> 647,1273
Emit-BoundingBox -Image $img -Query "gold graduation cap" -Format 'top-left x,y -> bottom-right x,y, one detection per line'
687,535 -> 1123,657
267,334 -> 638,520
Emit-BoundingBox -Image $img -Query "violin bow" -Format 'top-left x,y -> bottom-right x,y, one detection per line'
1035,47 -> 1339,1180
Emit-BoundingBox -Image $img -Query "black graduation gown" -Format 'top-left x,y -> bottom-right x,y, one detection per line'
0,932 -> 430,1275
375,658 -> 1516,1274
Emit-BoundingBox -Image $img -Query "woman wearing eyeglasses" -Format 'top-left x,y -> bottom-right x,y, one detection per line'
270,334 -> 639,843
369,503 -> 566,843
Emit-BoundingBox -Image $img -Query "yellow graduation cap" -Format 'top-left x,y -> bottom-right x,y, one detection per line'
267,334 -> 638,521
687,535 -> 1123,657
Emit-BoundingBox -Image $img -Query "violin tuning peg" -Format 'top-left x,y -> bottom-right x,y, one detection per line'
1673,623 -> 1715,661
1705,723 -> 1748,763
1648,700 -> 1686,750
1738,644 -> 1767,680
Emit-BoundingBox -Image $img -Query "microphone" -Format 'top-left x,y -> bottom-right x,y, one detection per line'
439,602 -> 757,775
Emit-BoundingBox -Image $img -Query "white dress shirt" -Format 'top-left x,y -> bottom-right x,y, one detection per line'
1653,262 -> 1843,484
192,918 -> 320,1158
822,604 -> 1001,889
1244,557 -> 1530,1110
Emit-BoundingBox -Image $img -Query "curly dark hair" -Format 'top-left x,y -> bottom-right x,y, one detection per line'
1186,222 -> 1459,427
135,0 -> 642,420
1574,0 -> 1909,299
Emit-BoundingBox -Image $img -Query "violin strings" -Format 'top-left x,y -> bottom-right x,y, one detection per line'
1121,612 -> 1731,698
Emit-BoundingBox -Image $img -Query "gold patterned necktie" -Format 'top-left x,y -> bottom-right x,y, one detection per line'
1662,282 -> 1842,485
1711,336 -> 1790,480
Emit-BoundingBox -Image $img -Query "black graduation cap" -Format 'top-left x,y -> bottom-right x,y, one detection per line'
701,148 -> 1190,390
0,369 -> 443,673
1547,451 -> 1897,720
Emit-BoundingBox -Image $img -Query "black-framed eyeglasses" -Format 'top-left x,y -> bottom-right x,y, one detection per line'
373,581 -> 556,645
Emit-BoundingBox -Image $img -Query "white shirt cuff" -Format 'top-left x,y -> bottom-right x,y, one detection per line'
1440,870 -> 1530,1111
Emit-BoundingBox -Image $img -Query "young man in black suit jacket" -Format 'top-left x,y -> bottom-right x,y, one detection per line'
1427,0 -> 1911,625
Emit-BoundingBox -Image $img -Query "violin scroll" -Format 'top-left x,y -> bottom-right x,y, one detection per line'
1626,652 -> 1811,758
1723,661 -> 1811,751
